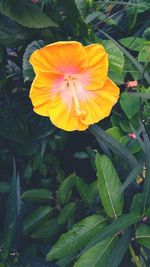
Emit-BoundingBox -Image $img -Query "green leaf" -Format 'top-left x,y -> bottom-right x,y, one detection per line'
73,152 -> 88,159
96,153 -> 124,218
102,40 -> 124,73
130,193 -> 143,215
23,206 -> 53,235
119,161 -> 143,193
58,173 -> 76,205
136,225 -> 150,249
23,40 -> 44,82
119,37 -> 145,51
82,213 -> 141,254
46,214 -> 106,260
0,181 -> 10,193
2,159 -> 21,262
120,92 -> 140,119
22,189 -> 52,202
75,176 -> 92,206
90,125 -> 137,168
106,127 -> 123,139
75,236 -> 117,267
0,15 -> 30,47
31,219 -> 61,239
138,44 -> 150,62
57,202 -> 77,225
86,11 -> 100,23
0,0 -> 57,28
107,229 -> 132,267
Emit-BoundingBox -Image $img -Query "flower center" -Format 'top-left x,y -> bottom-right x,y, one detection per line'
64,74 -> 87,119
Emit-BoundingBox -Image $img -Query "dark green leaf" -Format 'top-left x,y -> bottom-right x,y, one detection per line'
75,176 -> 92,206
31,219 -> 61,239
75,236 -> 117,267
136,225 -> 150,249
96,153 -> 124,218
46,215 -> 106,260
0,181 -> 10,193
23,206 -> 53,235
22,189 -> 52,202
119,37 -> 145,51
58,173 -> 76,205
0,0 -> 57,28
57,202 -> 77,225
120,92 -> 140,119
23,40 -> 44,82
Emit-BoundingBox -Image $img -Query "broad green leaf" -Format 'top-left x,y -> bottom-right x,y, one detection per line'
90,125 -> 137,168
0,0 -> 57,28
75,236 -> 117,267
143,27 -> 150,40
0,181 -> 10,193
106,127 -> 123,139
31,219 -> 61,239
136,225 -> 150,249
138,44 -> 150,62
23,40 -> 44,82
75,176 -> 92,206
57,202 -> 77,225
102,40 -> 124,73
23,206 -> 53,235
120,92 -> 140,119
107,229 -> 131,267
96,153 -> 124,218
58,173 -> 76,205
82,213 -> 141,254
46,214 -> 106,260
119,37 -> 145,51
22,189 -> 52,202
130,193 -> 143,214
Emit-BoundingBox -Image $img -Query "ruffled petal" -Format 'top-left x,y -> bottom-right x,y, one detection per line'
78,78 -> 120,125
30,41 -> 88,75
83,44 -> 108,90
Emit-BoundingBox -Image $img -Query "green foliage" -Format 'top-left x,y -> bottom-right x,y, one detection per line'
0,0 -> 150,266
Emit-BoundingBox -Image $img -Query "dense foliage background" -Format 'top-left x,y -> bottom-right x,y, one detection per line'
0,0 -> 150,266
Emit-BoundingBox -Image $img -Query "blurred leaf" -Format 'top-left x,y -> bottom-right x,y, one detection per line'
0,0 -> 57,28
90,125 -> 137,168
136,225 -> 150,249
57,202 -> 77,225
73,152 -> 88,159
58,173 -> 76,205
86,11 -> 100,23
23,206 -> 53,235
22,189 -> 52,203
75,236 -> 117,267
46,214 -> 106,260
31,218 -> 61,239
23,40 -> 44,82
0,15 -> 30,46
96,153 -> 124,218
0,181 -> 10,193
120,92 -> 140,119
107,229 -> 132,267
1,159 -> 21,262
119,37 -> 145,51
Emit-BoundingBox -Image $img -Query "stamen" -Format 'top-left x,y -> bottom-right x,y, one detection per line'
66,76 -> 87,119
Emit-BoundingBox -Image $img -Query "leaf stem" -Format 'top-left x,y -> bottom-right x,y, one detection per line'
129,244 -> 142,267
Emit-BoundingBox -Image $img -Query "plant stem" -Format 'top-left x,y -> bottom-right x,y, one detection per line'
129,244 -> 142,267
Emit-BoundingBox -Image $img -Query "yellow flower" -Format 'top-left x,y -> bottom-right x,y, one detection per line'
29,41 -> 119,131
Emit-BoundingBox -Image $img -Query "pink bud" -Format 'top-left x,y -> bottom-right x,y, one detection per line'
127,81 -> 138,88
31,0 -> 39,3
128,133 -> 137,139
143,216 -> 148,222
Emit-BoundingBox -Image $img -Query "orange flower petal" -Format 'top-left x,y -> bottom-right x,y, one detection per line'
30,41 -> 88,75
83,44 -> 108,90
29,71 -> 88,131
79,78 -> 120,125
